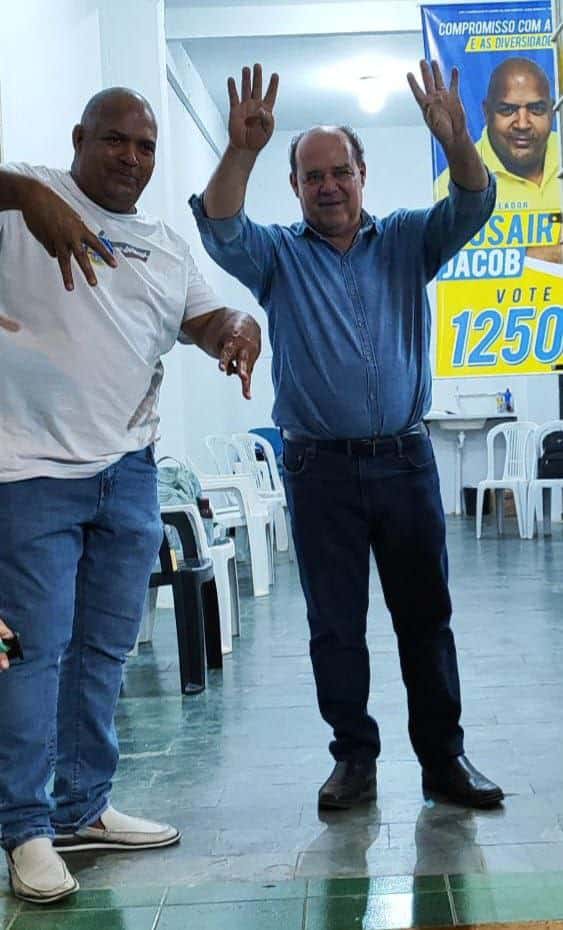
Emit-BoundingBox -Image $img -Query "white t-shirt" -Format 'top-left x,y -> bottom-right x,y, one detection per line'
0,165 -> 223,481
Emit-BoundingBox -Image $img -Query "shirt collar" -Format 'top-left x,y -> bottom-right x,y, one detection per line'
478,128 -> 560,188
293,209 -> 381,240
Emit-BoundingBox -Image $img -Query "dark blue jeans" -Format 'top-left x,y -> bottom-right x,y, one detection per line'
0,448 -> 162,851
283,432 -> 464,767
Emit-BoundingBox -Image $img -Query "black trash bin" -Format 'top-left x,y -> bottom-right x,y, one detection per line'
463,486 -> 491,516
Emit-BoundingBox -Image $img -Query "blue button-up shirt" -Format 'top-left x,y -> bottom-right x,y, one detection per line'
190,177 -> 495,439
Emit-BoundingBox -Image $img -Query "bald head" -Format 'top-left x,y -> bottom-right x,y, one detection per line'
483,57 -> 553,182
290,125 -> 364,175
80,87 -> 157,136
71,87 -> 157,213
485,57 -> 551,107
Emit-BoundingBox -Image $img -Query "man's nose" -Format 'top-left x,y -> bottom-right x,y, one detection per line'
120,144 -> 139,166
513,106 -> 532,129
319,173 -> 338,192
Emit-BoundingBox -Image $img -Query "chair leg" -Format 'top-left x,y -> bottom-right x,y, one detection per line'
138,588 -> 157,643
514,485 -> 526,539
495,490 -> 505,535
201,579 -> 223,670
542,487 -> 552,536
267,520 -> 275,586
526,485 -> 536,538
246,513 -> 270,597
228,557 -> 240,637
273,503 -> 289,552
171,572 -> 206,694
476,485 -> 485,538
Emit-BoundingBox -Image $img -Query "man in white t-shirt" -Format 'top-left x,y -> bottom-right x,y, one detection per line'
0,87 -> 261,904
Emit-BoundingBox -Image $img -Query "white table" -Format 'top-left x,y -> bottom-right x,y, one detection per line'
425,412 -> 517,516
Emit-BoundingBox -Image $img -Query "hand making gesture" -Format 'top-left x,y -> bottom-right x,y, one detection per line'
407,60 -> 467,148
227,63 -> 279,153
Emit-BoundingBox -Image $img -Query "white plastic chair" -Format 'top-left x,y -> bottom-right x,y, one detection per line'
138,503 -> 240,655
185,453 -> 273,598
231,432 -> 291,554
476,421 -> 537,539
204,435 -> 279,571
526,420 -> 563,538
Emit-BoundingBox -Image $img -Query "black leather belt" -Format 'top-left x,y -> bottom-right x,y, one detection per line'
282,422 -> 428,456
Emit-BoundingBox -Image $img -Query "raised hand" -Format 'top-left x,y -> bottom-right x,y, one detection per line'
227,63 -> 279,153
407,60 -> 467,148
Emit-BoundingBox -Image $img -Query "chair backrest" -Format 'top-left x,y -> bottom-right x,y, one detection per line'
231,433 -> 277,492
205,435 -> 243,477
185,449 -> 239,512
536,420 -> 563,456
161,502 -> 210,561
249,427 -> 283,459
485,421 -> 537,481
235,432 -> 283,494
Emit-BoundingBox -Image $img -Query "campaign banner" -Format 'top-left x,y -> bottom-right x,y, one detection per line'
421,1 -> 563,377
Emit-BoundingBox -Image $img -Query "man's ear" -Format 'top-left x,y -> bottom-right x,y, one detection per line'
72,124 -> 84,154
289,172 -> 299,197
359,161 -> 366,187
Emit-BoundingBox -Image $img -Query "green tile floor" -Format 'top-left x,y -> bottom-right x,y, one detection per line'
6,872 -> 563,929
3,520 -> 563,927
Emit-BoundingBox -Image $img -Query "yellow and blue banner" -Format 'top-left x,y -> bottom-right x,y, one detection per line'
422,1 -> 563,377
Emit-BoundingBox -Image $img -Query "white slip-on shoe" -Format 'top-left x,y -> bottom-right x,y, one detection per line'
53,806 -> 181,852
7,837 -> 79,904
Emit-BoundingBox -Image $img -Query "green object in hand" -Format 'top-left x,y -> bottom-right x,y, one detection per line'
0,633 -> 23,660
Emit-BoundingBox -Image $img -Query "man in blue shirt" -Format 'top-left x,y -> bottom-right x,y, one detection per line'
191,61 -> 503,809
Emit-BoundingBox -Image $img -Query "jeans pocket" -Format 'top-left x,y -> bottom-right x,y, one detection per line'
146,444 -> 157,467
283,441 -> 312,476
403,437 -> 435,469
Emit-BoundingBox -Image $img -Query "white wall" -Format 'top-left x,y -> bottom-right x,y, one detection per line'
165,49 -> 277,469
0,2 -> 102,166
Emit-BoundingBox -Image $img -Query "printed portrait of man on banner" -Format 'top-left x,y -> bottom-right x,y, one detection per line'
421,1 -> 563,377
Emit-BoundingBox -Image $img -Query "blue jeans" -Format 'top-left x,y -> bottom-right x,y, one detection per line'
282,432 -> 464,767
0,448 -> 162,851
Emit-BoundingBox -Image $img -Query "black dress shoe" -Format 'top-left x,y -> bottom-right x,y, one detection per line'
422,754 -> 504,809
318,760 -> 377,810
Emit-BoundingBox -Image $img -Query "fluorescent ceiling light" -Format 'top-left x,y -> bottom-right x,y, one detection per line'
315,55 -> 416,114
357,76 -> 386,113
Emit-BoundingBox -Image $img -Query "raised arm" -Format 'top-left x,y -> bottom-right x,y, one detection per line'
203,64 -> 279,219
407,60 -> 488,192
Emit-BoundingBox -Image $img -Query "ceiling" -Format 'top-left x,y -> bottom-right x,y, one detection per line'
167,0 -> 361,5
182,31 -> 426,131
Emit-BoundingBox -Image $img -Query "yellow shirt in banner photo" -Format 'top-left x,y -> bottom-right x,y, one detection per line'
434,128 -> 561,213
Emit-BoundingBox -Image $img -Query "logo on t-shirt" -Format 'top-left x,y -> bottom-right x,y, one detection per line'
90,230 -> 151,264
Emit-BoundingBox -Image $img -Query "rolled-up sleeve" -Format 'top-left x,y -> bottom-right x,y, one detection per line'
422,171 -> 497,280
189,193 -> 279,303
